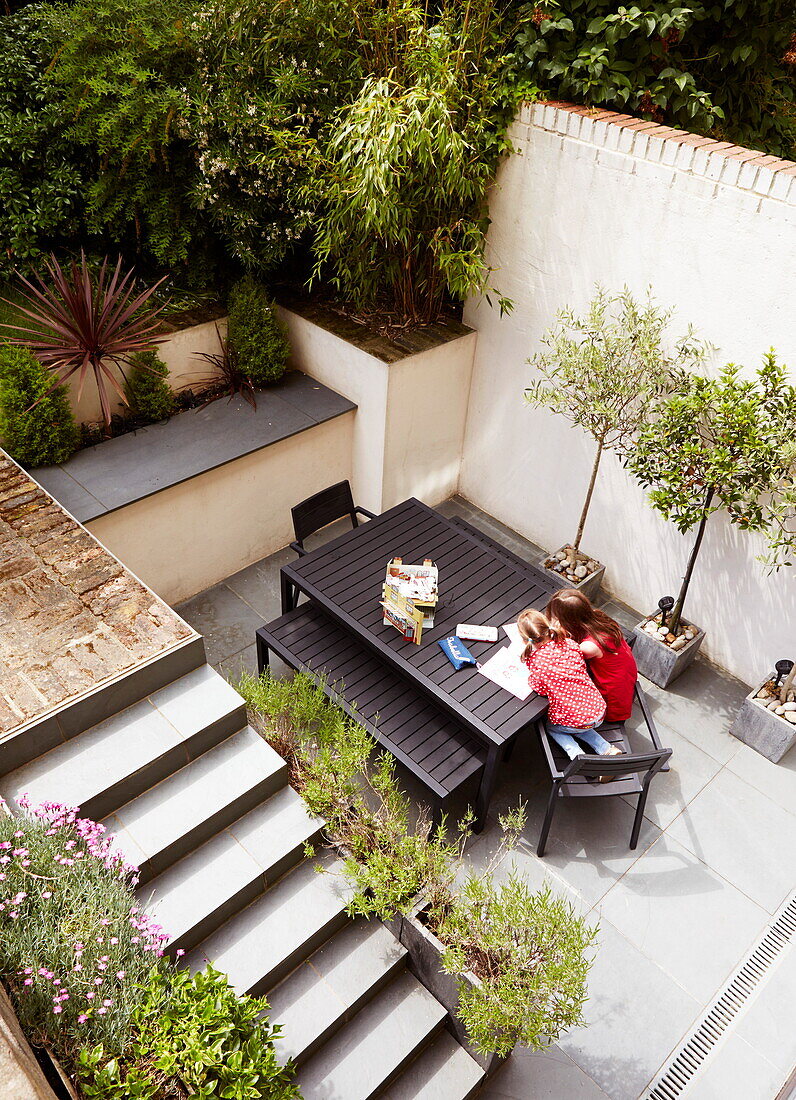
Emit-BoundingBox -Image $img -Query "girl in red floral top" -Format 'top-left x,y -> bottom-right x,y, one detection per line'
518,608 -> 623,764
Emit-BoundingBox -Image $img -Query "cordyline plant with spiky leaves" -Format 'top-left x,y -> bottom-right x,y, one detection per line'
0,252 -> 168,433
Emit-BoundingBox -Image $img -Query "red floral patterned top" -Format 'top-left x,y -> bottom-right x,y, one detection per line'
523,638 -> 606,727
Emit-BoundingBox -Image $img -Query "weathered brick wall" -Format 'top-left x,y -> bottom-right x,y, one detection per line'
0,453 -> 193,734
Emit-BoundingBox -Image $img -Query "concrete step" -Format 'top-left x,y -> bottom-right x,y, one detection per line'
294,969 -> 448,1100
384,1030 -> 486,1100
268,919 -> 408,1068
104,726 -> 287,883
140,785 -> 323,953
181,852 -> 348,993
0,664 -> 245,820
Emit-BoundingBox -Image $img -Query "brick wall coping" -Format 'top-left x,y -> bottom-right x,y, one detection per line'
519,100 -> 796,204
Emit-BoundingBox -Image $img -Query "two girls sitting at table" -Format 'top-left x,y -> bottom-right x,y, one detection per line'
517,589 -> 637,774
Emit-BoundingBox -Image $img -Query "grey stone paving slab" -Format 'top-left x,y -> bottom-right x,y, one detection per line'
640,660 -> 747,765
727,740 -> 796,819
33,465 -> 105,522
665,767 -> 796,914
294,969 -> 446,1100
269,920 -> 407,1065
619,716 -> 723,830
480,1045 -> 609,1099
176,583 -> 264,666
142,827 -> 264,949
734,939 -> 796,1075
104,814 -> 148,869
0,699 -> 181,811
149,663 -> 244,736
184,854 -> 349,993
383,1030 -> 485,1100
112,727 -> 284,864
596,832 -> 770,1004
218,644 -> 259,682
227,785 -> 321,879
224,553 -> 289,620
559,919 -> 700,1100
37,375 -> 356,522
685,1031 -> 784,1100
498,773 -> 662,909
276,369 -> 359,422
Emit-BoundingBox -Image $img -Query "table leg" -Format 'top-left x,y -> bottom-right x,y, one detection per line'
280,571 -> 295,614
473,745 -> 501,834
256,633 -> 270,676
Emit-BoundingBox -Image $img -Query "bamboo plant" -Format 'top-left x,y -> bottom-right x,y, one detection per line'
525,286 -> 705,566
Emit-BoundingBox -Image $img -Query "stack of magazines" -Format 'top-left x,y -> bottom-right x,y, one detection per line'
382,557 -> 438,644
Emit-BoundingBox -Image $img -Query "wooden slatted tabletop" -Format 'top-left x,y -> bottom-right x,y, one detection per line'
281,498 -> 560,750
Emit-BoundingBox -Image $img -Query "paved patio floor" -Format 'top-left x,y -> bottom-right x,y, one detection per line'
177,498 -> 796,1100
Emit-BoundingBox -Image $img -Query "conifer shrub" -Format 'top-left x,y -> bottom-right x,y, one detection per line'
124,349 -> 175,423
227,278 -> 289,388
0,344 -> 78,467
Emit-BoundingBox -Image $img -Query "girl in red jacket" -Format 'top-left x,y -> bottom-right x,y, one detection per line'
545,588 -> 638,723
518,608 -> 623,764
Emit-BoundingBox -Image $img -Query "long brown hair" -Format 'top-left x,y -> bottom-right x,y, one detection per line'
517,608 -> 562,661
545,589 -> 624,650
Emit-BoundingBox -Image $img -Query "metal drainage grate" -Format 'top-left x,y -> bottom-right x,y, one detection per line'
647,892 -> 796,1099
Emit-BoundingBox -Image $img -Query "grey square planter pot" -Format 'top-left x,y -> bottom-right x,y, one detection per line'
730,683 -> 796,763
632,616 -> 705,688
539,547 -> 605,602
385,901 -> 507,1076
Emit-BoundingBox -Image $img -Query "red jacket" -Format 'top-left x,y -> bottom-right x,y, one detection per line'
585,634 -> 637,722
523,639 -> 606,727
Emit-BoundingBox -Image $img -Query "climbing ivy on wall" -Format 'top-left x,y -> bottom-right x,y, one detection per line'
516,1 -> 796,158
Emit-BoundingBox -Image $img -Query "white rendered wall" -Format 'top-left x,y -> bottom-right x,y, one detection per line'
462,104 -> 796,686
69,318 -> 226,425
278,306 -> 476,513
86,413 -> 354,604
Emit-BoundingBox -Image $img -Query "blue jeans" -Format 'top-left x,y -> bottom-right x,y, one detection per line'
547,720 -> 612,760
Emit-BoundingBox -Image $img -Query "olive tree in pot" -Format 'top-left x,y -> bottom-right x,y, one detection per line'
525,286 -> 704,599
628,352 -> 796,690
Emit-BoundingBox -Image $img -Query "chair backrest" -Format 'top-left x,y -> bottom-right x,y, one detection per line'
292,480 -> 358,548
562,747 -> 672,784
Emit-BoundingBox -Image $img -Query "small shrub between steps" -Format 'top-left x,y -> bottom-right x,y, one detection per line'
0,797 -> 298,1099
238,669 -> 597,1057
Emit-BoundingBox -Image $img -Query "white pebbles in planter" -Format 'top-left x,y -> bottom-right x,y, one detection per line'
539,546 -> 605,601
632,612 -> 705,688
730,677 -> 796,763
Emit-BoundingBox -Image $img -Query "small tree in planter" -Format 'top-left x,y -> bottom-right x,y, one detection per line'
628,352 -> 796,689
525,286 -> 705,596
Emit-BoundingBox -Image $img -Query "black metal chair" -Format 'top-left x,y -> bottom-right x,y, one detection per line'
283,481 -> 377,610
534,728 -> 672,857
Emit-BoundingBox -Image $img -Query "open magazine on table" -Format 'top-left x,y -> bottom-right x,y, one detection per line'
478,641 -> 533,701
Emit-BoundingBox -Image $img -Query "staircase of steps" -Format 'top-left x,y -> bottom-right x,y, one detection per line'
0,659 -> 487,1099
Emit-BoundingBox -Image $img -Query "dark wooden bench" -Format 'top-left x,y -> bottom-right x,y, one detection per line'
255,603 -> 486,819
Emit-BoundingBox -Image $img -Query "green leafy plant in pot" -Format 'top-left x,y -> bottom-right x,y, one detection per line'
628,351 -> 796,688
525,286 -> 705,597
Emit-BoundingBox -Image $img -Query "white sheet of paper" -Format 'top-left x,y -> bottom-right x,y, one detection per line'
501,621 -> 524,652
478,645 -> 533,700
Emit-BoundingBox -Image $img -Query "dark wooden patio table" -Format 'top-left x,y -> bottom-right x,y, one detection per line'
277,498 -> 562,828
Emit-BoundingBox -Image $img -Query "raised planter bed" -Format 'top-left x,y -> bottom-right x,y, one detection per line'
276,297 -> 477,512
35,371 -> 356,604
539,545 -> 604,600
632,613 -> 705,688
730,675 -> 796,762
386,899 -> 506,1076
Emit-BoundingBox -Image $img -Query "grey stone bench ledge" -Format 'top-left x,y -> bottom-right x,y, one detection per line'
35,371 -> 356,524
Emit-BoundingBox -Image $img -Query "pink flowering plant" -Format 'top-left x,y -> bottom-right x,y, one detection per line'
0,796 -> 167,1061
